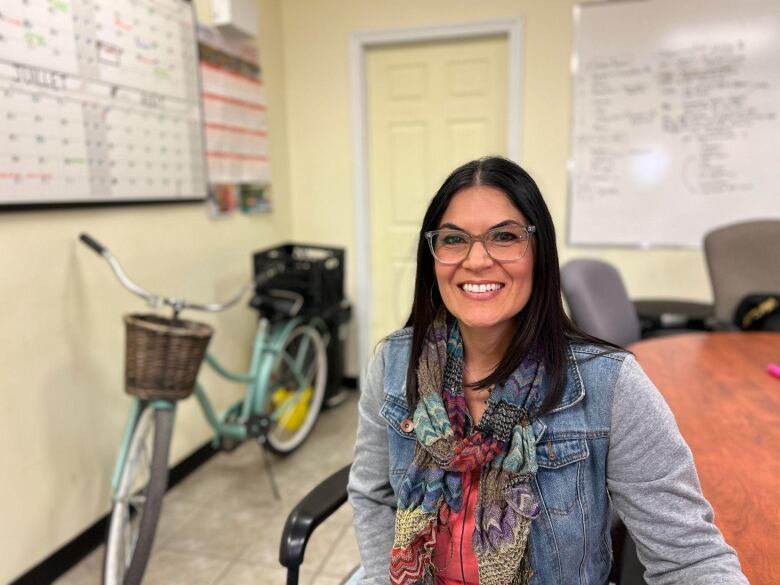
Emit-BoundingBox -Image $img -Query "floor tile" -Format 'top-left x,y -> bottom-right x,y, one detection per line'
327,501 -> 354,528
162,506 -> 267,560
155,499 -> 208,548
310,576 -> 346,585
318,525 -> 361,579
142,549 -> 230,585
168,455 -> 282,513
212,560 -> 288,585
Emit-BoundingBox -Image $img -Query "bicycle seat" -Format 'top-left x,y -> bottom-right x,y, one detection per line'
250,290 -> 303,320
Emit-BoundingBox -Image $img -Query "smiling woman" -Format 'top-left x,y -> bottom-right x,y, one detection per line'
405,159 -> 576,412
347,157 -> 749,585
430,186 -> 535,349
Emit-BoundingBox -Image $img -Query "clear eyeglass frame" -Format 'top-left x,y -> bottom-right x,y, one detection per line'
424,224 -> 536,264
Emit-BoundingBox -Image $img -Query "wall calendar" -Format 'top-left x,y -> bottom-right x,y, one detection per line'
0,0 -> 207,205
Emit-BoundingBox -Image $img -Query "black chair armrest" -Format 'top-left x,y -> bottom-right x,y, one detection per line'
280,464 -> 351,585
634,299 -> 715,332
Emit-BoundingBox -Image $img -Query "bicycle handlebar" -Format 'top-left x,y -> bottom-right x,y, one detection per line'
78,233 -> 286,315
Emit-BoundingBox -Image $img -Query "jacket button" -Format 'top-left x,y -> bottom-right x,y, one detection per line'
401,418 -> 414,433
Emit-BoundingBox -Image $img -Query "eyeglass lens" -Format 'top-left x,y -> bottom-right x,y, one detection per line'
429,226 -> 532,263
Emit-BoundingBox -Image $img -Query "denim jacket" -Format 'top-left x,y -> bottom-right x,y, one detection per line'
348,328 -> 748,585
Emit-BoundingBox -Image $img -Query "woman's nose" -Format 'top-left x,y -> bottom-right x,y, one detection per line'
462,240 -> 493,270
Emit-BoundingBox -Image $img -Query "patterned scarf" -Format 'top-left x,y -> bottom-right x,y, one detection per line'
390,312 -> 542,585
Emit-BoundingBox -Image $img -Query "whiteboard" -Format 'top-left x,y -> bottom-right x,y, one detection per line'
569,0 -> 780,247
0,0 -> 207,206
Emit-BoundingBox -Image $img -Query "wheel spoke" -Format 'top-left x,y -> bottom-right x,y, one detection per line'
287,345 -> 313,390
123,508 -> 133,569
280,349 -> 297,386
128,493 -> 147,507
136,440 -> 151,488
294,335 -> 312,372
302,353 -> 317,387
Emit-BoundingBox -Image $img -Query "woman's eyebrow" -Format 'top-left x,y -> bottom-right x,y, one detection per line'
438,220 -> 522,231
489,220 -> 522,229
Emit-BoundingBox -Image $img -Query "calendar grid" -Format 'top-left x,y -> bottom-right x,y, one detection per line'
0,0 -> 207,205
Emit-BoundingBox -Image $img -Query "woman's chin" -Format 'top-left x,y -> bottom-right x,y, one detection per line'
456,313 -> 513,334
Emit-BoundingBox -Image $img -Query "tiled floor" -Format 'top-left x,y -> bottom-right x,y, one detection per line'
56,391 -> 361,585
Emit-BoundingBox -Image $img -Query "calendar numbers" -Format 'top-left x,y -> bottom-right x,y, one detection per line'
0,0 -> 206,204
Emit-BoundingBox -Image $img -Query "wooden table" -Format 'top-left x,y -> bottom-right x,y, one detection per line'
630,333 -> 780,585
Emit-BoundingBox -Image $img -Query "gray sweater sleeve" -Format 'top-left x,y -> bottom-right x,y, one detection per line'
607,355 -> 748,585
347,345 -> 396,585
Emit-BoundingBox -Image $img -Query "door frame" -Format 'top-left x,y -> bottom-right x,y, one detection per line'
350,19 -> 524,371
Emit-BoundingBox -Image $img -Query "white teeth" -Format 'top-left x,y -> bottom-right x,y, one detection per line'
462,283 -> 502,293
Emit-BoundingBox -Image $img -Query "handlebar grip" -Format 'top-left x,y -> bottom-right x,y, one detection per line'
79,233 -> 106,255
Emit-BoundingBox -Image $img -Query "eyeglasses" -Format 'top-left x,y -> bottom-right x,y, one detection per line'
424,223 -> 536,264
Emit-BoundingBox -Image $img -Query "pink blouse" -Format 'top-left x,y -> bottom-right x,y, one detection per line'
433,470 -> 480,584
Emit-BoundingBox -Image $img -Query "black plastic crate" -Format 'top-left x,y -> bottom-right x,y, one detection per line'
252,243 -> 345,314
321,300 -> 352,402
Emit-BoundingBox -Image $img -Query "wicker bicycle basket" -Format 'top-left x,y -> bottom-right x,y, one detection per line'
124,313 -> 214,401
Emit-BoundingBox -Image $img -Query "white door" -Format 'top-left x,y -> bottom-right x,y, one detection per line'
367,35 -> 509,343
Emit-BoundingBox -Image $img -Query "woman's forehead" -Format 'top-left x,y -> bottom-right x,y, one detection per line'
439,185 -> 526,228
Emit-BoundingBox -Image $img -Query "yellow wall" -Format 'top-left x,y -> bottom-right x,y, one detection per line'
280,0 -> 712,369
0,1 -> 290,581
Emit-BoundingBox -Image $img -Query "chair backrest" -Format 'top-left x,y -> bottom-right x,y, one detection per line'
561,259 -> 641,347
704,219 -> 780,324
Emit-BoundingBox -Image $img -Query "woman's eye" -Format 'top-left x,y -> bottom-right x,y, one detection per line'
442,233 -> 467,246
490,230 -> 519,242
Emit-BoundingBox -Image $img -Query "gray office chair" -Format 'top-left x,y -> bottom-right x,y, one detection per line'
561,258 -> 642,346
704,219 -> 780,326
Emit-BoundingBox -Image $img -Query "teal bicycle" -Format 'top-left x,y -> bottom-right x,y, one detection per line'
79,234 -> 330,585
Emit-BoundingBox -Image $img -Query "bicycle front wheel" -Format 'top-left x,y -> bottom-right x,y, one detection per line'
265,324 -> 327,455
103,406 -> 174,585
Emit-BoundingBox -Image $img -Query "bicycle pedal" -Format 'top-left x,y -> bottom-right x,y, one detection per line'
246,414 -> 271,439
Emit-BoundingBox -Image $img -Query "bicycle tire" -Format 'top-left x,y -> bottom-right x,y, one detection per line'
265,324 -> 327,455
103,406 -> 174,585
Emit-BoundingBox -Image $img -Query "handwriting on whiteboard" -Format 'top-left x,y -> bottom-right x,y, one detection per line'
575,41 -> 774,202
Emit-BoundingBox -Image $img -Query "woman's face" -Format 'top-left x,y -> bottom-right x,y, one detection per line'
434,185 -> 534,338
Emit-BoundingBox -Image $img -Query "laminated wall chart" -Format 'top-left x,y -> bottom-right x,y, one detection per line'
0,0 -> 207,205
197,26 -> 271,215
569,0 -> 780,247
199,42 -> 270,185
